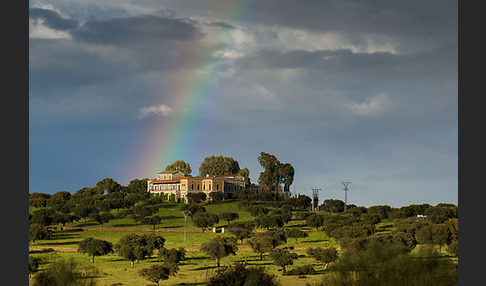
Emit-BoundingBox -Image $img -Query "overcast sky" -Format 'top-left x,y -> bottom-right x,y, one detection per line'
29,0 -> 458,207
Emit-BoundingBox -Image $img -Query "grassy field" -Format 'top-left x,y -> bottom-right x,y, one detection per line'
27,201 -> 427,285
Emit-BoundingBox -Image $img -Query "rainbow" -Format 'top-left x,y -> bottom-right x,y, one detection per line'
127,1 -> 257,181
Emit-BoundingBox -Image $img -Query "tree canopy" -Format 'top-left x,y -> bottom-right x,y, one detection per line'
78,237 -> 114,263
165,160 -> 192,176
199,155 -> 240,176
200,236 -> 238,267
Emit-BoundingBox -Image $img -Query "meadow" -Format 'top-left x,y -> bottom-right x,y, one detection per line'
29,201 -> 354,285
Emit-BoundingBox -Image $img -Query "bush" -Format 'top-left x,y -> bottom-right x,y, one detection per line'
207,262 -> 279,286
285,265 -> 316,276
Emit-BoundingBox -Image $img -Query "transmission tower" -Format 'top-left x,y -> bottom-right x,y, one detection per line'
341,182 -> 351,211
311,188 -> 321,211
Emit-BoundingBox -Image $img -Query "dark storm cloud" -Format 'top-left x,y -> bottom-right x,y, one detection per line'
29,8 -> 79,30
72,14 -> 201,44
29,11 -> 207,93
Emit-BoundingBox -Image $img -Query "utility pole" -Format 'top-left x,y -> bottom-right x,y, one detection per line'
181,210 -> 192,242
341,182 -> 351,211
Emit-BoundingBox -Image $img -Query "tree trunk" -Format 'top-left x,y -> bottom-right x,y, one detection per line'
216,258 -> 220,267
323,263 -> 329,271
92,255 -> 95,263
260,253 -> 263,260
282,266 -> 286,275
130,261 -> 134,268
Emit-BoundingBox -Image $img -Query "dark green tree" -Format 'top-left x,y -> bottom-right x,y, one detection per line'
139,263 -> 177,286
199,155 -> 240,176
78,237 -> 114,263
132,205 -> 158,224
227,221 -> 255,244
127,178 -> 148,194
95,178 -> 122,194
165,160 -> 192,176
200,236 -> 238,267
306,213 -> 326,231
143,215 -> 161,230
219,212 -> 239,225
46,191 -> 72,213
286,228 -> 309,243
180,204 -> 206,220
186,192 -> 207,203
193,212 -> 219,233
269,248 -> 298,275
207,262 -> 279,286
31,208 -> 55,226
248,236 -> 276,260
114,233 -> 165,268
307,247 -> 339,270
29,256 -> 42,279
29,223 -> 52,245
209,191 -> 225,203
89,212 -> 114,227
158,247 -> 186,265
31,257 -> 99,286
29,193 -> 51,208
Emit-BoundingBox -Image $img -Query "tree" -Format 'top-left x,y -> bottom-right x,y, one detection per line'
31,257 -> 99,286
321,199 -> 345,213
219,212 -> 239,226
132,204 -> 158,224
46,191 -> 72,213
95,178 -> 121,194
180,204 -> 206,221
158,247 -> 186,265
307,247 -> 338,270
143,215 -> 162,230
269,248 -> 298,275
127,178 -> 148,194
199,155 -> 240,176
305,213 -> 326,231
29,256 -> 42,279
257,152 -> 294,201
29,223 -> 52,245
73,204 -> 98,223
114,233 -> 165,268
200,236 -> 238,267
186,192 -> 207,203
31,208 -> 55,226
415,224 -> 452,252
227,221 -> 255,244
207,262 -> 279,286
209,191 -> 225,203
237,167 -> 251,185
89,212 -> 114,227
193,212 -> 219,233
52,212 -> 75,227
165,160 -> 192,176
139,263 -> 177,286
29,193 -> 51,208
78,237 -> 114,263
255,214 -> 284,230
248,236 -> 276,261
125,193 -> 145,208
286,228 -> 308,243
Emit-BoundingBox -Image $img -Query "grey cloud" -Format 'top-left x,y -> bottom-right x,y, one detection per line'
72,15 -> 201,45
208,21 -> 237,30
29,8 -> 79,30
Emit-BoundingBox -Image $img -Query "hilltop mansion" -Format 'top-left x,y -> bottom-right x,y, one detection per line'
147,170 -> 256,202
